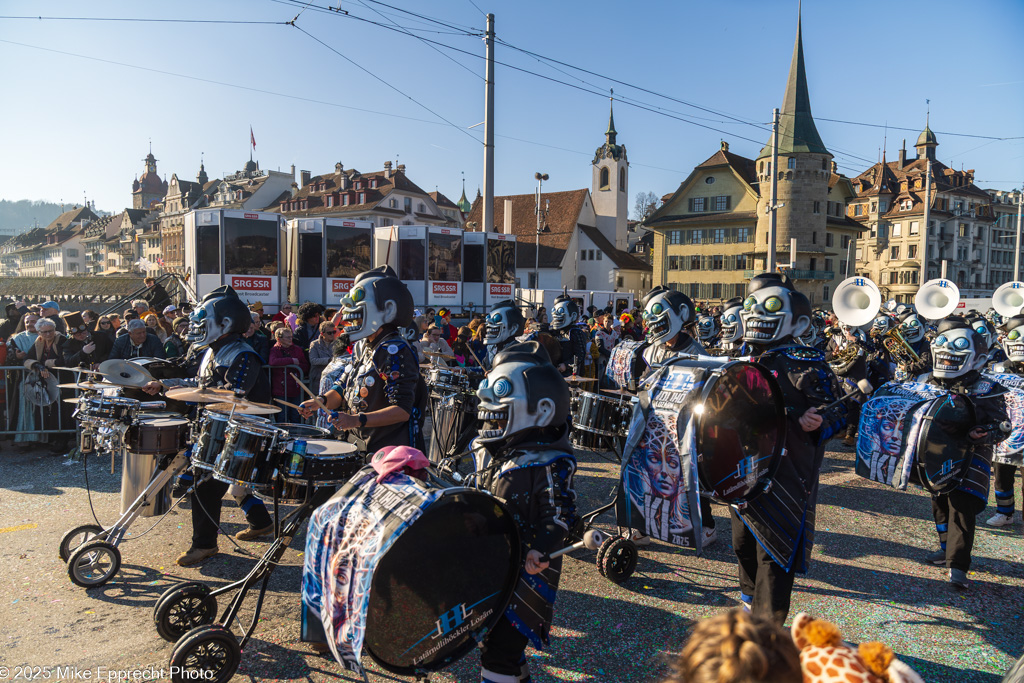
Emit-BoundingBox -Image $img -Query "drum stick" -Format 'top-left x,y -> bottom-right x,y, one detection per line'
540,529 -> 608,562
467,345 -> 485,370
274,397 -> 305,411
290,373 -> 330,414
818,379 -> 874,413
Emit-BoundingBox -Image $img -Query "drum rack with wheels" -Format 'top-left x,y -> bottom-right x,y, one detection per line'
61,448 -> 192,589
154,481 -> 334,683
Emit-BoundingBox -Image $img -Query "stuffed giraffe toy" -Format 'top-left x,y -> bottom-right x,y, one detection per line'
791,613 -> 925,683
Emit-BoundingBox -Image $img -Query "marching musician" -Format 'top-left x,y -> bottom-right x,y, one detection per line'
633,286 -> 717,547
549,293 -> 588,376
892,305 -> 932,381
965,312 -> 1004,365
482,299 -> 526,369
919,316 -> 1010,588
718,297 -> 747,357
984,313 -> 1024,529
825,323 -> 871,447
142,286 -> 275,566
694,313 -> 719,349
472,341 -> 577,683
734,273 -> 846,624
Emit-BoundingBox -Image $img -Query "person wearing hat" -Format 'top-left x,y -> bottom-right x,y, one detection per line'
160,304 -> 178,337
435,307 -> 458,345
109,319 -> 166,360
164,316 -> 190,359
62,312 -> 111,367
0,302 -> 28,340
39,301 -> 66,335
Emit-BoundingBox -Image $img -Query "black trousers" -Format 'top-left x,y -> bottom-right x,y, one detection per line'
730,509 -> 798,627
931,489 -> 986,572
480,615 -> 530,679
700,496 -> 715,530
190,477 -> 272,549
993,463 -> 1020,515
845,401 -> 862,438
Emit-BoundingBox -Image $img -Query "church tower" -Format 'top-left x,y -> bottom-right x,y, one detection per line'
132,145 -> 169,210
592,99 -> 629,250
754,5 -> 833,298
914,115 -> 938,161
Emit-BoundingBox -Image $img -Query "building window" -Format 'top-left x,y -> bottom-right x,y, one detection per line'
600,167 -> 610,190
787,157 -> 796,169
841,235 -> 850,249
714,228 -> 725,243
689,255 -> 701,270
909,244 -> 918,258
813,201 -> 820,214
705,176 -> 716,185
737,227 -> 751,243
581,251 -> 587,261
825,232 -> 834,247
909,221 -> 919,235
812,232 -> 817,244
404,197 -> 412,213
712,255 -> 723,270
890,246 -> 900,259
871,201 -> 877,213
668,255 -> 680,270
617,275 -> 624,287
619,168 -> 626,191
839,260 -> 847,275
689,197 -> 706,212
528,272 -> 537,289
589,250 -> 595,260
713,195 -> 730,211
823,285 -> 829,300
879,200 -> 888,213
892,223 -> 902,237
596,251 -> 602,260
856,248 -> 863,260
854,205 -> 862,216
692,229 -> 704,244
669,230 -> 682,245
578,275 -> 587,289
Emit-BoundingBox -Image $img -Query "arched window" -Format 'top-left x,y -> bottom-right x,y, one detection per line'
577,275 -> 587,289
599,167 -> 609,190
619,167 -> 626,191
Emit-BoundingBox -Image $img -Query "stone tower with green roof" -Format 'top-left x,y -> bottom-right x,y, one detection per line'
754,4 -> 835,302
592,98 -> 629,250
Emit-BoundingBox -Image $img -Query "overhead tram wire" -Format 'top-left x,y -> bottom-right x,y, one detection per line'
268,0 -> 477,35
0,15 -> 288,25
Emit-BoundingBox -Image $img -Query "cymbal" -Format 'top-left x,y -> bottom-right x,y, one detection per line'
206,401 -> 281,416
565,376 -> 599,384
602,388 -> 635,396
165,387 -> 239,403
57,381 -> 119,390
423,350 -> 456,361
99,359 -> 156,388
51,367 -> 104,375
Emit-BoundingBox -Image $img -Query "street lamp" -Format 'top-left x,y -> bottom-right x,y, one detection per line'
534,172 -> 549,291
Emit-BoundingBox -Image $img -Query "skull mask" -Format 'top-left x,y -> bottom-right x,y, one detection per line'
187,285 -> 250,350
872,313 -> 897,335
641,286 -> 694,346
549,295 -> 580,331
475,341 -> 569,447
897,309 -> 925,344
484,300 -> 526,348
695,315 -> 717,342
931,317 -> 988,379
340,266 -> 413,343
965,314 -> 995,351
1001,314 -> 1024,362
798,323 -> 819,347
719,298 -> 744,344
741,274 -> 810,345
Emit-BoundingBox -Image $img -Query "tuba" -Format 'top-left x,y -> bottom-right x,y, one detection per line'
914,278 -> 960,321
992,281 -> 1024,319
833,277 -> 882,328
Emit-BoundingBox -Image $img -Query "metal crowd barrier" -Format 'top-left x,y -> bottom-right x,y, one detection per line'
0,363 -> 313,438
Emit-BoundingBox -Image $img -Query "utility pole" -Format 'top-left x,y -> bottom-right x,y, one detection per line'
1015,187 -> 1023,281
481,13 -> 495,233
919,157 -> 931,285
534,172 -> 548,291
767,108 -> 780,272
846,237 -> 854,278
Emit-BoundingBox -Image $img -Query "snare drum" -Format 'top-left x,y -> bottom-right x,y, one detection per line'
428,366 -> 470,394
191,410 -> 269,470
570,389 -> 636,451
127,417 -> 189,455
78,396 -> 140,422
257,439 -> 362,503
212,421 -> 284,489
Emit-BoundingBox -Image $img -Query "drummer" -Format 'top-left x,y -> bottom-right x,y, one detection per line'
718,297 -> 748,357
142,286 -> 275,566
919,315 -> 1009,589
482,299 -> 526,369
472,341 -> 577,683
987,313 -> 1024,528
733,273 -> 846,624
549,293 -> 588,376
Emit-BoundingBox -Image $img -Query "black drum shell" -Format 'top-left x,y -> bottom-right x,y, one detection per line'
212,422 -> 282,489
915,393 -> 976,495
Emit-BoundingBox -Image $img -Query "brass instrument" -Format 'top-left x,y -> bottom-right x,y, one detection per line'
879,326 -> 921,367
829,342 -> 863,375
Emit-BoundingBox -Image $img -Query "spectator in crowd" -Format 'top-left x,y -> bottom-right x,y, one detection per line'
164,316 -> 190,359
272,302 -> 293,324
9,312 -> 40,362
132,300 -> 150,319
469,321 -> 487,363
1,303 -> 27,339
621,313 -> 644,341
315,338 -> 352,433
143,277 -> 171,312
452,326 -> 479,367
22,318 -> 71,453
94,315 -> 116,343
293,303 -> 322,352
63,313 -> 111,367
110,319 -> 165,360
420,323 -> 454,366
425,307 -> 436,319
144,313 -> 168,343
160,305 -> 178,336
107,314 -> 122,334
435,308 -> 458,345
660,609 -> 801,683
268,326 -> 309,423
242,312 -> 270,362
9,312 -> 41,447
39,301 -> 65,334
82,309 -> 100,332
307,320 -> 338,391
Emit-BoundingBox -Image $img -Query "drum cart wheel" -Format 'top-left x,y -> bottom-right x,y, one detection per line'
596,535 -> 637,584
59,524 -> 105,561
67,540 -> 121,588
154,582 -> 217,642
168,625 -> 240,683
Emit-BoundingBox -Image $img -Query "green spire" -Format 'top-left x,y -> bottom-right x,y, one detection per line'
759,2 -> 829,159
606,97 -> 617,146
457,173 -> 471,213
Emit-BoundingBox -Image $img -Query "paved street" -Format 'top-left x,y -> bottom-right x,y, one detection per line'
1,441 -> 1022,682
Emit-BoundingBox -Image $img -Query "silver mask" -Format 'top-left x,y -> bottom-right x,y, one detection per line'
719,305 -> 743,344
932,328 -> 986,379
476,361 -> 557,444
643,291 -> 687,346
741,286 -> 809,344
1002,323 -> 1024,362
695,315 -> 717,342
340,274 -> 397,343
899,313 -> 925,344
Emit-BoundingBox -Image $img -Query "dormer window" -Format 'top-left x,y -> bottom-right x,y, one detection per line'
354,181 -> 362,191
300,200 -> 309,210
370,178 -> 378,189
390,198 -> 397,208
343,194 -> 350,206
281,202 -> 289,212
358,193 -> 366,204
326,195 -> 334,208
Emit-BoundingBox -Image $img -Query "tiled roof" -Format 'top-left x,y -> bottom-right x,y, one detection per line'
646,211 -> 758,227
465,189 -> 589,268
265,168 -> 431,217
852,158 -> 992,202
696,148 -> 758,186
578,224 -> 651,272
429,191 -> 458,210
0,276 -> 148,298
44,206 -> 98,232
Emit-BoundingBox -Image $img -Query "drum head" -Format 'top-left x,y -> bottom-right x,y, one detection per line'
695,362 -> 786,503
916,394 -> 975,495
364,489 -> 521,673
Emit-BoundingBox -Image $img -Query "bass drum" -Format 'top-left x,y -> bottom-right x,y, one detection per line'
915,393 -> 976,495
692,361 -> 786,503
604,339 -> 647,392
363,482 -> 521,674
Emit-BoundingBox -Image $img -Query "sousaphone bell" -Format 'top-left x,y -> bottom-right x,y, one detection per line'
914,278 -> 960,321
832,276 -> 882,328
992,281 -> 1024,319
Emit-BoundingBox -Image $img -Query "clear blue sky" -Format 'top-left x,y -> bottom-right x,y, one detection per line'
1,0 -> 1021,216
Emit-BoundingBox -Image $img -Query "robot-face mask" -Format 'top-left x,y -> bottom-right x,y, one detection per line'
719,305 -> 743,344
643,291 -> 687,345
341,274 -> 396,343
900,313 -> 925,344
187,289 -> 246,349
484,302 -> 524,347
798,324 -> 819,347
549,298 -> 579,331
696,315 -> 717,342
741,285 -> 808,344
1002,323 -> 1024,362
476,361 -> 556,444
932,328 -> 985,378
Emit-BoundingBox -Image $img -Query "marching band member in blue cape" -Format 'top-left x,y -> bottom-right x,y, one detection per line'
733,273 -> 846,625
919,316 -> 1009,589
986,313 -> 1024,529
472,341 -> 577,683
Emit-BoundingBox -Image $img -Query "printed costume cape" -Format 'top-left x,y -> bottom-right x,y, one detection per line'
984,371 -> 1024,466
